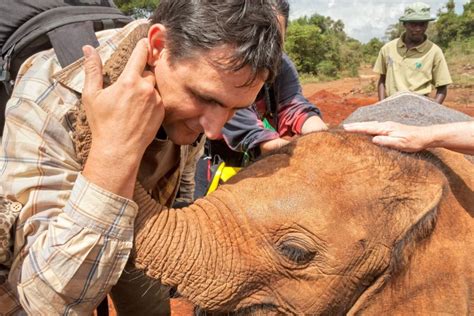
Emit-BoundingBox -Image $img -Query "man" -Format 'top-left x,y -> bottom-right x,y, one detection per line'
0,1 -> 282,314
374,2 -> 452,104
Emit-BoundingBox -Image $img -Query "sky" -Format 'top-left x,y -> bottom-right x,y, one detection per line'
288,0 -> 469,43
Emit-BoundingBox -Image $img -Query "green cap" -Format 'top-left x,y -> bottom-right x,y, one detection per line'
399,2 -> 435,22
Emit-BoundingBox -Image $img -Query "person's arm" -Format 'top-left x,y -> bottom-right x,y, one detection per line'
432,48 -> 452,105
222,106 -> 280,154
81,40 -> 163,198
301,115 -> 328,134
4,40 -> 162,314
373,47 -> 386,101
377,74 -> 386,101
434,85 -> 447,104
276,54 -> 326,136
259,137 -> 291,154
3,99 -> 139,315
343,121 -> 474,155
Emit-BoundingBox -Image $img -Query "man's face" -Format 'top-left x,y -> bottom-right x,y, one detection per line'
404,21 -> 428,43
148,29 -> 266,145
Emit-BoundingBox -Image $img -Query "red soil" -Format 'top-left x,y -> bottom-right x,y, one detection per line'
307,89 -> 378,126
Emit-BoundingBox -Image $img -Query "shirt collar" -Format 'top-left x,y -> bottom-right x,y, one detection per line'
52,19 -> 149,94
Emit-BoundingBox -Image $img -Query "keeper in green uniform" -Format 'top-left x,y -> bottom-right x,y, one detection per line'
374,2 -> 452,104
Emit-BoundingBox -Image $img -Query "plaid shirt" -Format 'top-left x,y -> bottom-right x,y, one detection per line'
0,20 -> 202,315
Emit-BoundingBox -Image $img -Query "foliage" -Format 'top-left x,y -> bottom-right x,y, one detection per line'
115,0 -> 159,18
432,0 -> 473,49
317,60 -> 338,77
361,38 -> 383,64
285,13 -> 377,79
444,37 -> 474,87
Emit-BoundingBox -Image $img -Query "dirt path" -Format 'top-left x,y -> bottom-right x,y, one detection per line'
302,66 -> 473,126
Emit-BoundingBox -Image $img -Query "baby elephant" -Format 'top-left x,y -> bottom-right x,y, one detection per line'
133,131 -> 473,315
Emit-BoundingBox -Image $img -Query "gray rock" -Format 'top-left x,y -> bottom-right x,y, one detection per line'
343,92 -> 472,126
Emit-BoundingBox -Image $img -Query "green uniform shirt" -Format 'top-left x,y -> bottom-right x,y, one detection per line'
374,34 -> 452,97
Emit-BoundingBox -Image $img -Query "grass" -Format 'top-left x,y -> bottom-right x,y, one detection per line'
445,38 -> 474,88
299,73 -> 326,84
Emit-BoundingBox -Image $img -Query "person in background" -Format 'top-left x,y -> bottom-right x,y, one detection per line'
374,2 -> 452,104
344,121 -> 474,155
222,0 -> 327,156
194,0 -> 327,198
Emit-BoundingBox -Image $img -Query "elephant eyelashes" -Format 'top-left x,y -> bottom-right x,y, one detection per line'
278,243 -> 317,265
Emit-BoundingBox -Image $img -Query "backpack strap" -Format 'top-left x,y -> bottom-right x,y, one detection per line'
0,6 -> 132,94
263,83 -> 279,128
48,21 -> 100,68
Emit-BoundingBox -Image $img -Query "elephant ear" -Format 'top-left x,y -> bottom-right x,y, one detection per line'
348,169 -> 445,314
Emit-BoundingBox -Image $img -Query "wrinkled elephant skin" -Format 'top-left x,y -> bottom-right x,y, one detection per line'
133,132 -> 473,315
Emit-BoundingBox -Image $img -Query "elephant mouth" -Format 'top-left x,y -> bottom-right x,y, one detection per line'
194,303 -> 286,316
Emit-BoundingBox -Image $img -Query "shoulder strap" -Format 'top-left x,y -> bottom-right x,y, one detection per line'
48,21 -> 100,68
263,83 -> 279,128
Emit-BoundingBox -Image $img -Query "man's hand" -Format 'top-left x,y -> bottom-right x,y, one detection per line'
82,39 -> 163,198
343,121 -> 431,152
82,39 -> 163,158
301,116 -> 328,134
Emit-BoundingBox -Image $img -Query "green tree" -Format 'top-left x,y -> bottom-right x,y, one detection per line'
285,22 -> 326,74
434,0 -> 460,48
286,12 -> 369,78
115,0 -> 159,18
458,0 -> 474,39
362,37 -> 383,64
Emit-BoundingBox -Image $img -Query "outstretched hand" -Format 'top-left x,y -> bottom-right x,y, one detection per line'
82,38 -> 164,159
343,121 -> 431,152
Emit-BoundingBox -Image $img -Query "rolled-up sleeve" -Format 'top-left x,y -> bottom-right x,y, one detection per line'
275,54 -> 321,137
373,47 -> 387,75
3,97 -> 138,315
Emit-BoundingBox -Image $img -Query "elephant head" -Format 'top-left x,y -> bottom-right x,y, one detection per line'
133,131 -> 451,314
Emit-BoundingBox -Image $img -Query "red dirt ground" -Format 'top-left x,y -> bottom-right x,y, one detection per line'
107,71 -> 473,316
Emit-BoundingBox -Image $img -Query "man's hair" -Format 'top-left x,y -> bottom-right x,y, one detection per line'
150,0 -> 282,84
271,0 -> 290,28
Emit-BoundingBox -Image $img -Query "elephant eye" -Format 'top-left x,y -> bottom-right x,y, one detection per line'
278,242 -> 317,265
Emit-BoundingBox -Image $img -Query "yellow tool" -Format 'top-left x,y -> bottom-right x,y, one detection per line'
206,162 -> 241,194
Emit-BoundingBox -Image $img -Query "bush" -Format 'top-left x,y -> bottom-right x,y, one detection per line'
317,60 -> 338,77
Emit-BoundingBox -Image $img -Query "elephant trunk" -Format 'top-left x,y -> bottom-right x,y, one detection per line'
132,187 -> 253,310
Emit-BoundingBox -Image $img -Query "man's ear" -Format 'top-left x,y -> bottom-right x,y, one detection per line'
147,24 -> 167,67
